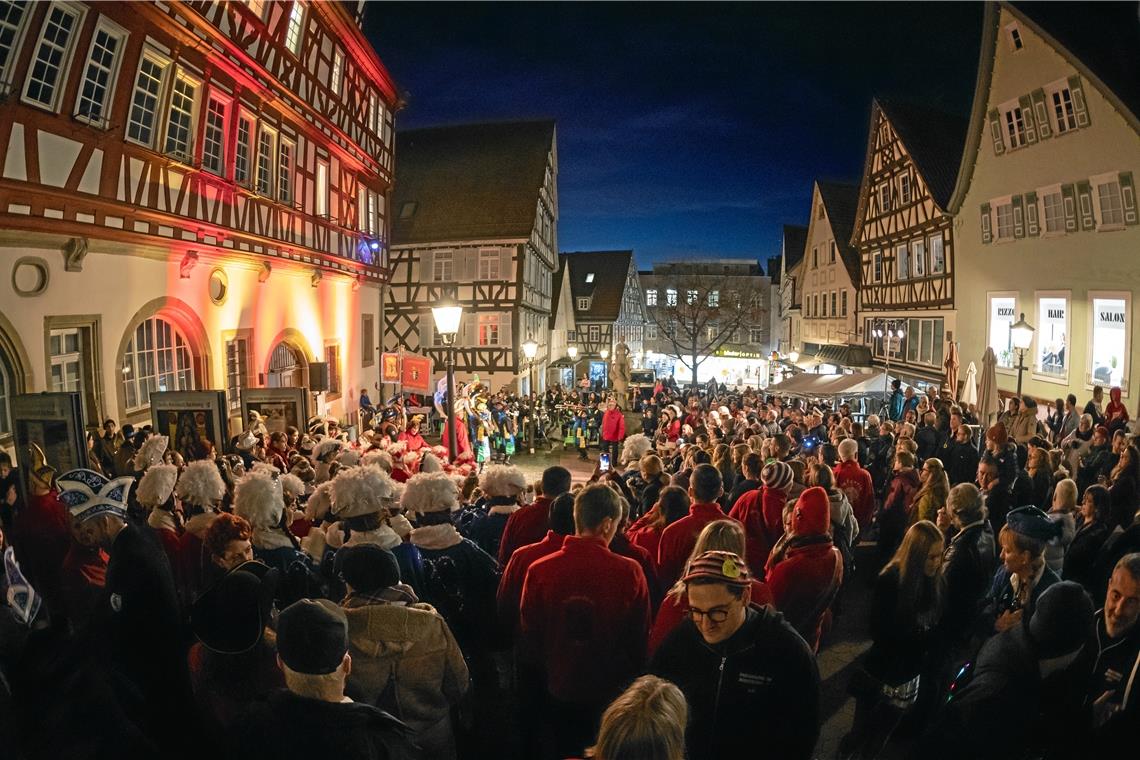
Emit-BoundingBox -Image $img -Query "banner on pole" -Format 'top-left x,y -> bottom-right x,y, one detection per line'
400,354 -> 433,394
381,352 -> 400,383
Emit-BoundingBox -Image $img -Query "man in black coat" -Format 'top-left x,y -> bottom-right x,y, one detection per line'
1086,554 -> 1140,751
650,551 -> 819,760
943,424 -> 980,486
914,411 -> 943,463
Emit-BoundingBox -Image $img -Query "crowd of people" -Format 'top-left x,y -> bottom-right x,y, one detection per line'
0,377 -> 1138,759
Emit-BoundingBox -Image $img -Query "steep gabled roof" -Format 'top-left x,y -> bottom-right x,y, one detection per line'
391,120 -> 555,245
561,250 -> 634,322
781,225 -> 808,272
876,99 -> 969,210
816,181 -> 861,286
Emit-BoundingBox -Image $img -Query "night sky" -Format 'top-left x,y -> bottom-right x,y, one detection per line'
364,2 -> 984,270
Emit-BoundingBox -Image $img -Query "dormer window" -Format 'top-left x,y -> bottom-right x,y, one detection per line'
585,273 -> 595,283
577,297 -> 590,310
1006,23 -> 1023,51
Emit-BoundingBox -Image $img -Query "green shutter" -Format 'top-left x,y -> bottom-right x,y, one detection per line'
1076,179 -> 1096,230
1031,89 -> 1051,139
1012,194 -> 1026,237
1120,171 -> 1138,225
980,202 -> 992,243
1068,75 -> 1090,127
1019,95 -> 1038,144
1024,190 -> 1039,236
987,108 -> 1005,155
1061,184 -> 1078,232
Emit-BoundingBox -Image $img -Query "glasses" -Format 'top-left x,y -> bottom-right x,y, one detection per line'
688,606 -> 732,623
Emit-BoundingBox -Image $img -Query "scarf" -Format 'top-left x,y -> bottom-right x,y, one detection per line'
147,508 -> 180,534
409,522 -> 463,551
343,584 -> 419,608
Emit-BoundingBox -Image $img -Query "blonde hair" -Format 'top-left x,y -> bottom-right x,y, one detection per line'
586,675 -> 687,760
1052,478 -> 1078,511
669,519 -> 746,600
882,520 -> 944,624
915,457 -> 950,508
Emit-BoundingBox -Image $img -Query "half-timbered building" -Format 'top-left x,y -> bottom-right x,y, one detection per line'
0,0 -> 397,448
385,121 -> 560,394
851,99 -> 968,387
949,1 -> 1140,404
562,250 -> 644,381
777,224 -> 807,356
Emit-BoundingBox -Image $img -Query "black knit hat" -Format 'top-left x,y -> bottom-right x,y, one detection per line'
334,544 -> 401,593
191,560 -> 278,654
1027,581 -> 1094,658
276,598 -> 349,675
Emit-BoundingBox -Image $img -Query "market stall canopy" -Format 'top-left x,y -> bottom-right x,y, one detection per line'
801,343 -> 874,369
766,372 -> 897,399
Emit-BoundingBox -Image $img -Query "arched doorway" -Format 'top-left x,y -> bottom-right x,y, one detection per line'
266,341 -> 307,388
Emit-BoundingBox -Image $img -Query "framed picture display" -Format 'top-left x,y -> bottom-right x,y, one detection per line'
10,392 -> 86,504
241,387 -> 309,436
150,391 -> 229,462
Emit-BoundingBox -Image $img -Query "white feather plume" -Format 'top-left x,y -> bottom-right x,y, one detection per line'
313,438 -> 344,462
233,469 -> 284,529
402,471 -> 460,514
133,435 -> 169,471
305,480 -> 336,521
137,463 -> 178,508
361,450 -> 393,471
331,465 -> 395,518
175,459 -> 225,507
280,472 -> 306,499
420,452 -> 443,473
480,464 -> 527,497
337,448 -> 361,467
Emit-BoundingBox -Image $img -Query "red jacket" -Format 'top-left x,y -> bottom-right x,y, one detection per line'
611,532 -> 660,607
648,580 -> 773,656
834,460 -> 875,530
497,497 -> 552,565
665,418 -> 681,442
11,491 -> 73,612
627,523 -> 665,567
519,535 -> 650,704
601,409 -> 626,442
728,488 -> 784,573
496,530 -> 565,639
656,502 -> 736,589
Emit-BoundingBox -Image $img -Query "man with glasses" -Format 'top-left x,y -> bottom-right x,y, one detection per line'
650,550 -> 820,760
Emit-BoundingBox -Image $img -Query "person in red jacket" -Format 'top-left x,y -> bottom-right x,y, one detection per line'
137,463 -> 182,574
498,466 -> 572,566
657,464 -> 738,590
9,445 -> 71,620
627,486 -> 690,568
497,492 -> 576,639
600,399 -> 626,463
519,484 -> 650,759
728,460 -> 792,574
835,438 -> 876,532
766,486 -> 844,651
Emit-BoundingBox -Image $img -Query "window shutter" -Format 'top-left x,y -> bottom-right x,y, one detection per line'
987,109 -> 1005,155
1019,95 -> 1038,144
1061,184 -> 1078,232
418,315 -> 431,350
464,250 -> 477,281
500,249 -> 513,282
1024,190 -> 1039,236
980,202 -> 992,243
417,250 -> 431,281
1012,194 -> 1025,238
1075,180 -> 1096,230
1068,75 -> 1090,127
1030,89 -> 1051,139
1119,171 -> 1138,225
499,313 -> 512,345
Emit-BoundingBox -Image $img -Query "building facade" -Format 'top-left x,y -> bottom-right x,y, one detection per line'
852,99 -> 967,387
800,182 -> 861,357
950,2 -> 1140,403
641,259 -> 772,386
384,121 -> 560,395
777,225 -> 807,356
562,250 -> 643,386
0,0 -> 396,451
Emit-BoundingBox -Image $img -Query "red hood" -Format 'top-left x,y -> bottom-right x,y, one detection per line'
791,486 -> 829,536
1109,387 -> 1123,405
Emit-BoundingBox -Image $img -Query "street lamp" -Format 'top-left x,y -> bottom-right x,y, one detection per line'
522,338 -> 538,454
600,348 -> 610,390
431,298 -> 463,461
873,325 -> 905,399
1010,312 -> 1035,396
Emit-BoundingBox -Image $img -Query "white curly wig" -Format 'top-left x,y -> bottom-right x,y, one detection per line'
305,479 -> 336,522
280,472 -> 306,500
479,464 -> 527,498
175,459 -> 225,508
402,470 -> 460,514
620,433 -> 652,465
233,469 -> 284,529
336,448 -> 361,468
133,435 -> 169,472
331,465 -> 395,519
361,450 -> 393,472
312,438 -> 345,463
420,452 -> 443,473
136,463 -> 178,508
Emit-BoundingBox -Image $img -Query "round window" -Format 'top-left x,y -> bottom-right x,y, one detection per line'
208,268 -> 228,305
12,258 -> 49,297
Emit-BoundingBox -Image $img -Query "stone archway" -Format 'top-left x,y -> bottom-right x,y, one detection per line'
263,328 -> 314,389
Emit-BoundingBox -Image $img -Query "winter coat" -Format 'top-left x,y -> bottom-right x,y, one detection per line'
833,460 -> 875,530
408,524 -> 499,654
601,408 -> 626,442
727,488 -> 775,573
1108,472 -> 1138,531
938,521 -> 996,648
826,489 -> 859,563
611,532 -> 660,608
648,581 -> 773,657
1105,387 -> 1129,430
496,530 -> 565,639
1062,519 -> 1111,594
864,566 -> 942,685
519,535 -> 650,705
767,538 -> 843,651
178,511 -> 218,604
343,594 -> 469,759
982,563 -> 1061,633
10,490 -> 71,616
188,638 -> 284,734
497,496 -> 552,566
1009,408 -> 1039,444
915,424 -> 943,462
944,440 -> 980,486
59,543 -> 108,626
649,606 -> 820,760
1043,510 -> 1076,574
464,497 -> 518,560
656,502 -> 735,589
1088,608 -> 1140,750
879,468 -> 920,561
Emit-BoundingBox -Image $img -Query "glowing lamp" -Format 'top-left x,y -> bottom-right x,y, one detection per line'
600,349 -> 609,360
1010,313 -> 1035,351
522,339 -> 538,360
567,345 -> 578,359
789,351 -> 799,363
431,298 -> 463,342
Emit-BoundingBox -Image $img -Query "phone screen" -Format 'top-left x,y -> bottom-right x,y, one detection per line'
599,453 -> 611,472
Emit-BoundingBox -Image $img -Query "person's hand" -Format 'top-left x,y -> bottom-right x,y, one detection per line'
1092,690 -> 1118,728
995,609 -> 1022,633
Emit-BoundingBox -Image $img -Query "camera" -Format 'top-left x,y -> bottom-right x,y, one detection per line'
801,435 -> 820,452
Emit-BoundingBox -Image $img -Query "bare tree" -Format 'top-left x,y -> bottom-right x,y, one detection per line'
647,277 -> 768,387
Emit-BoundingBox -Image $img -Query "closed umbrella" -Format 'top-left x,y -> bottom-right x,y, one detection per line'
944,341 -> 960,400
977,348 -> 1002,426
961,361 -> 978,408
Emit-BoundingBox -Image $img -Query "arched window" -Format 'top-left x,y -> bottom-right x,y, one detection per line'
267,341 -> 305,388
123,315 -> 194,411
0,351 -> 11,437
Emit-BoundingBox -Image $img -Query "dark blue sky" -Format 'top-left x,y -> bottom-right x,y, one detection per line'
365,2 -> 984,270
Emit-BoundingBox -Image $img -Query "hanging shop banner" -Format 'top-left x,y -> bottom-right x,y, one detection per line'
381,352 -> 401,383
150,391 -> 230,461
10,392 -> 86,505
241,387 -> 309,436
401,354 -> 433,394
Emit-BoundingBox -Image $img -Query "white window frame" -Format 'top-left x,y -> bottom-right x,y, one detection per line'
994,197 -> 1015,241
928,234 -> 945,274
872,250 -> 882,283
645,289 -> 657,307
666,288 -> 677,306
284,1 -> 305,55
478,249 -> 500,280
588,324 -> 601,343
899,174 -> 911,205
1001,100 -> 1027,150
122,316 -> 195,412
910,238 -> 925,278
330,48 -> 344,94
1039,185 -> 1065,236
1032,290 -> 1071,384
234,109 -> 254,186
241,0 -> 266,18
577,297 -> 590,311
1091,172 -> 1125,230
163,69 -> 202,163
646,324 -> 657,340
73,16 -> 128,127
1086,290 -> 1132,393
841,289 -> 848,317
277,136 -> 295,204
255,124 -> 278,197
477,313 -> 501,347
708,290 -> 719,307
686,289 -> 698,305
895,243 -> 909,280
315,159 -> 329,217
21,0 -> 86,112
432,250 -> 453,282
201,90 -> 229,175
1045,79 -> 1078,135
879,183 -> 891,213
126,47 -> 171,148
706,325 -> 718,341
987,292 -> 1018,372
0,0 -> 34,89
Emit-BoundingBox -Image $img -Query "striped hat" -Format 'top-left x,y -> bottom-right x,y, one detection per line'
682,550 -> 752,588
761,460 -> 794,491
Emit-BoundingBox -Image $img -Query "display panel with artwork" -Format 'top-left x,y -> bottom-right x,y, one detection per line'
150,391 -> 229,462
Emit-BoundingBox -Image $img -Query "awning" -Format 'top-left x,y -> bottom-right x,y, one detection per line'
767,371 -> 897,399
548,357 -> 578,368
801,343 -> 873,369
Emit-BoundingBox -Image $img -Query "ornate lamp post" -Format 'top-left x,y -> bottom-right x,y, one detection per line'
431,298 -> 463,461
522,338 -> 538,454
600,348 -> 609,390
1010,313 -> 1035,396
873,325 -> 905,398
